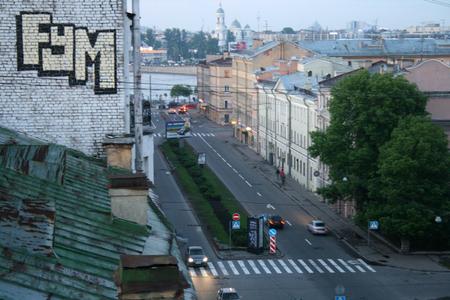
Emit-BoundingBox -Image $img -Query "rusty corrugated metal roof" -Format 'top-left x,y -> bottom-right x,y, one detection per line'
0,126 -> 152,299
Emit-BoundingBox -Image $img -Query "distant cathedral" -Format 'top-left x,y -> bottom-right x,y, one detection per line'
214,3 -> 253,51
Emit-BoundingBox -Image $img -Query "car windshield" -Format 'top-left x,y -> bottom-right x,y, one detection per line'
223,293 -> 240,300
314,222 -> 325,227
189,249 -> 204,255
271,216 -> 282,221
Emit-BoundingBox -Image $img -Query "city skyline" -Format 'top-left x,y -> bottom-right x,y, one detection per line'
140,0 -> 450,32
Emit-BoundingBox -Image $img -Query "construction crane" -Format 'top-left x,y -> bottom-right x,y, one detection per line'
424,0 -> 450,8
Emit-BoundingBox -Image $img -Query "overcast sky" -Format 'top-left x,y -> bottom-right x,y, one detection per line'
138,0 -> 450,32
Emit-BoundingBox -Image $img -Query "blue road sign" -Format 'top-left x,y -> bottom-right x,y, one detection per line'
335,296 -> 346,300
232,220 -> 240,230
268,228 -> 277,236
369,220 -> 379,230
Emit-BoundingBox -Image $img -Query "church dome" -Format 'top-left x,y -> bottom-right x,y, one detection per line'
216,7 -> 224,14
244,24 -> 251,29
231,19 -> 241,29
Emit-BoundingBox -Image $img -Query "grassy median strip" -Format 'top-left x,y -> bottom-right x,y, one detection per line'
161,140 -> 248,247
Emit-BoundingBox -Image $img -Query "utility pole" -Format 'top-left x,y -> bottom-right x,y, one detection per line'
132,0 -> 143,172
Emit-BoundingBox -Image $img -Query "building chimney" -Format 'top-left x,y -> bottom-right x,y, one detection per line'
103,136 -> 134,170
109,173 -> 150,225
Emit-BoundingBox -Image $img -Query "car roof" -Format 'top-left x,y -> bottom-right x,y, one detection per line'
312,220 -> 325,224
220,287 -> 237,293
188,246 -> 203,250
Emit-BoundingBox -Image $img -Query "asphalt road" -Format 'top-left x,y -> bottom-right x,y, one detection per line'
151,110 -> 450,300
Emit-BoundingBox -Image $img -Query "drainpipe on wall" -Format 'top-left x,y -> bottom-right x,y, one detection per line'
270,88 -> 278,168
302,96 -> 312,191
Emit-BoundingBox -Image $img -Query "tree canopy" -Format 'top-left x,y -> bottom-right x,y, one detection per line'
309,70 -> 427,208
170,85 -> 192,99
141,28 -> 161,49
281,27 -> 296,34
361,116 -> 450,248
309,69 -> 450,250
164,28 -> 220,61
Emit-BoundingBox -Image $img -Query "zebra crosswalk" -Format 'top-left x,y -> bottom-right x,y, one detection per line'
188,258 -> 376,278
153,132 -> 216,137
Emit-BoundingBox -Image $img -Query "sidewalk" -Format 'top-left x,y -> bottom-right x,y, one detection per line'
230,141 -> 450,273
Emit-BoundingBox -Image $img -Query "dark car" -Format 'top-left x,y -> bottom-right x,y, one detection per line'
267,215 -> 286,229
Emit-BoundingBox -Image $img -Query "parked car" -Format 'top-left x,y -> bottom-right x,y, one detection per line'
217,287 -> 241,300
267,215 -> 286,229
186,246 -> 208,267
307,220 -> 328,235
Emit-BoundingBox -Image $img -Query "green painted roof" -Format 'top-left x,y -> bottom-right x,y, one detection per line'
0,126 -> 151,299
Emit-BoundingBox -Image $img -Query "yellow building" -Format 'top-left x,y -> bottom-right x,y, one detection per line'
196,55 -> 233,125
230,40 -> 313,149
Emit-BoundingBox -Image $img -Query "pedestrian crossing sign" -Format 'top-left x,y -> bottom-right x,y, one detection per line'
369,220 -> 379,230
232,220 -> 240,230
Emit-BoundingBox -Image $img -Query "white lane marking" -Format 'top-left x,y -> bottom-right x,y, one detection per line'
201,133 -> 206,136
305,239 -> 312,246
237,260 -> 250,275
221,157 -> 226,162
257,192 -> 262,197
267,259 -> 282,274
232,168 -> 238,173
257,260 -> 271,274
211,133 -> 215,136
238,174 -> 245,179
207,262 -> 219,276
226,162 -> 232,167
354,264 -> 366,272
227,261 -> 240,275
217,153 -> 223,158
189,267 -> 197,277
327,259 -> 345,273
192,133 -> 197,136
278,259 -> 293,274
245,180 -> 252,187
266,204 -> 275,210
288,259 -> 303,273
318,259 -> 335,273
286,220 -> 292,226
298,259 -> 314,274
199,267 -> 208,277
308,259 -> 324,273
338,259 -> 355,273
217,261 -> 229,276
358,259 -> 376,272
247,260 -> 261,274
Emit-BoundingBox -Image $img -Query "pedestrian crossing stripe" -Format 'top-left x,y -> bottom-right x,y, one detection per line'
188,258 -> 376,278
154,132 -> 216,137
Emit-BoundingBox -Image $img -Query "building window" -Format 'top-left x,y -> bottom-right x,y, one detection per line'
224,85 -> 230,92
224,114 -> 229,123
348,61 -> 352,66
224,100 -> 228,108
307,70 -> 312,77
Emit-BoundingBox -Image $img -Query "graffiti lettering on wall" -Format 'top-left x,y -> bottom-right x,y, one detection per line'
16,12 -> 117,94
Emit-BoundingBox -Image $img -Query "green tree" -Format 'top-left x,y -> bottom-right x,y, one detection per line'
189,31 -> 208,58
164,28 -> 189,61
309,70 -> 427,209
141,28 -> 161,49
281,27 -> 296,34
226,30 -> 235,45
170,84 -> 192,99
362,116 -> 450,250
205,34 -> 220,55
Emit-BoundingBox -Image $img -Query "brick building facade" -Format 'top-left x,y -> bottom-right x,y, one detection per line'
0,0 -> 127,156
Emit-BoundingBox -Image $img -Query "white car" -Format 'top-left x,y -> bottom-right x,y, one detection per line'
217,287 -> 241,300
307,220 -> 328,235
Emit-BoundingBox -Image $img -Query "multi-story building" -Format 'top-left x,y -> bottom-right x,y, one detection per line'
231,40 -> 313,149
140,47 -> 168,65
257,72 -> 319,191
196,55 -> 233,125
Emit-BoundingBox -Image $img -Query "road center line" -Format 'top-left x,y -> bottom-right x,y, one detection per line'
286,220 -> 292,226
305,239 -> 312,246
238,174 -> 245,180
245,180 -> 252,187
257,192 -> 262,197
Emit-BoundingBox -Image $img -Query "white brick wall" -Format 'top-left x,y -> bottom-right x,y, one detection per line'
0,0 -> 125,156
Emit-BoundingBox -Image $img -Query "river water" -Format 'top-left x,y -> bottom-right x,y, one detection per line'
141,73 -> 197,103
